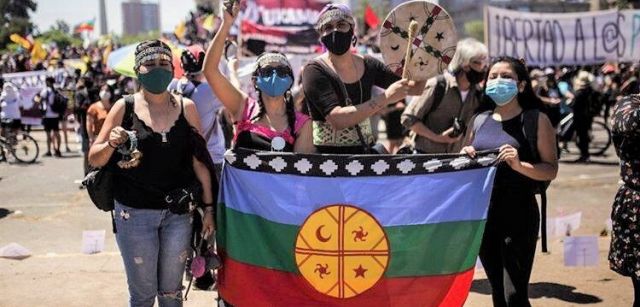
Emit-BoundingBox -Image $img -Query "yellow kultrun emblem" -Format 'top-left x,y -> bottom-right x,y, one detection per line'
295,205 -> 390,299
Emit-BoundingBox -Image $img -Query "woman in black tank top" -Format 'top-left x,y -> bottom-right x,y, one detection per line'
88,40 -> 217,305
461,57 -> 558,306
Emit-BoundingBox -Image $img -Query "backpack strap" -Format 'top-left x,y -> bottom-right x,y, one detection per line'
521,108 -> 552,253
422,75 -> 447,123
521,108 -> 540,163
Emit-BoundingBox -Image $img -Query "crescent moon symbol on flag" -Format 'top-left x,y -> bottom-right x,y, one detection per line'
315,225 -> 331,242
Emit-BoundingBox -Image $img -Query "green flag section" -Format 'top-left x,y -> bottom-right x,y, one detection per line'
217,149 -> 498,305
218,204 -> 485,277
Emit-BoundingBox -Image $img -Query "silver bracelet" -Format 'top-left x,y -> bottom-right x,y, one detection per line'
117,130 -> 138,155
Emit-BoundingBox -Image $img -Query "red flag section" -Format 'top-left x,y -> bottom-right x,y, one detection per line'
364,4 -> 379,29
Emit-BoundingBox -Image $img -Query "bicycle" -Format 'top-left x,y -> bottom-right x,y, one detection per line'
557,112 -> 612,156
0,131 -> 39,163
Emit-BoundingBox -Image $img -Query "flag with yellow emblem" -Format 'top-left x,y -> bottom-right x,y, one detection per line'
217,149 -> 498,306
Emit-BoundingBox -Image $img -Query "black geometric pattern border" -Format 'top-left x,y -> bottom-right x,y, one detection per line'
224,148 -> 499,177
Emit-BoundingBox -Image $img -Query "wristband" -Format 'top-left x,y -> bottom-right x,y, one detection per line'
108,141 -> 118,149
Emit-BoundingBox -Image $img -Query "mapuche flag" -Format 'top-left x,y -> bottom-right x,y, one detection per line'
217,149 -> 497,306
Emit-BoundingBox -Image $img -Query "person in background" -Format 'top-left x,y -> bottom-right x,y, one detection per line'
0,77 -> 23,138
462,57 -> 558,306
536,67 -> 562,128
608,95 -> 640,307
401,38 -> 488,153
85,84 -> 115,173
169,44 -> 227,180
572,70 -> 595,163
75,77 -> 93,165
40,77 -> 62,157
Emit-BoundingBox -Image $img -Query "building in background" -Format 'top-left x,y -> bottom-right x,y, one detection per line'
99,0 -> 108,35
122,0 -> 160,35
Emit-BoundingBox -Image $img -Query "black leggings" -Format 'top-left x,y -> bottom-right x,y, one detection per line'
633,277 -> 640,307
480,191 -> 540,307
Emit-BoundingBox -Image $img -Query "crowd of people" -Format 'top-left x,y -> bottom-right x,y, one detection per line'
1,1 -> 640,307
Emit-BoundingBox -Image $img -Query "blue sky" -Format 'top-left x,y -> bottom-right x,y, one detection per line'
32,0 -> 195,35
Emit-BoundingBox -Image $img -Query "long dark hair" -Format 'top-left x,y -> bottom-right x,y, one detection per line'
251,52 -> 297,137
476,56 -> 544,114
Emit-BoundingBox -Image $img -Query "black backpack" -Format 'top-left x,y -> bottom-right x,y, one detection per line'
473,109 -> 552,252
51,89 -> 68,114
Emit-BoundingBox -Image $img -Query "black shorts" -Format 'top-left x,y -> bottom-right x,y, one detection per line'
1,119 -> 22,130
42,118 -> 60,132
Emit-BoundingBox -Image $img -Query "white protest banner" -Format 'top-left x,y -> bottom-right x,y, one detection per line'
564,236 -> 599,267
2,70 -> 55,126
485,6 -> 640,66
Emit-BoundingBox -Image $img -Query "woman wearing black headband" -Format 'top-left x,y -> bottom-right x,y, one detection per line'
88,39 -> 217,306
203,3 -> 314,153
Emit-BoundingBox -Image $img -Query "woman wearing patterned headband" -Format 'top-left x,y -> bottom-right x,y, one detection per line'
88,39 -> 217,306
302,3 -> 425,154
203,3 -> 314,153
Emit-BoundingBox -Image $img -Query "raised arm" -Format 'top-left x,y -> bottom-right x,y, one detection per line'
203,3 -> 246,121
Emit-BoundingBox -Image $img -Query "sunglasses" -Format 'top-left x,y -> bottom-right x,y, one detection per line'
257,66 -> 292,78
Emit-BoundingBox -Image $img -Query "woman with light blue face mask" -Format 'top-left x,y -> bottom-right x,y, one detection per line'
202,2 -> 314,153
460,57 -> 558,306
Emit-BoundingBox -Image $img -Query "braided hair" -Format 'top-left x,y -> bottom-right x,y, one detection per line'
251,52 -> 298,137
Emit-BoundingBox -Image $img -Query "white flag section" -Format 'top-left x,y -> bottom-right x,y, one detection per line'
564,236 -> 599,267
485,7 -> 640,66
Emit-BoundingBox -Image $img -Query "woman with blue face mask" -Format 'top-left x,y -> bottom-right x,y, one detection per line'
461,57 -> 558,306
203,2 -> 314,153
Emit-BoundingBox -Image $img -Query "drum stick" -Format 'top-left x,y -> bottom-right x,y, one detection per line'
402,20 -> 419,80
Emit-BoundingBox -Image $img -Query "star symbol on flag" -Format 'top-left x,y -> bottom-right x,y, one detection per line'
436,32 -> 445,42
354,264 -> 368,278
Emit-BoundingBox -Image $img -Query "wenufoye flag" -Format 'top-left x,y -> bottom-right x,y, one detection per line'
217,149 -> 498,306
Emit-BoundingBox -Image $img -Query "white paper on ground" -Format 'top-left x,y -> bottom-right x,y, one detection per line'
564,236 -> 599,267
475,257 -> 483,270
555,212 -> 582,237
0,242 -> 32,259
82,230 -> 106,254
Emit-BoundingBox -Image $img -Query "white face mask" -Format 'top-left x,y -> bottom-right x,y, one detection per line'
99,91 -> 111,101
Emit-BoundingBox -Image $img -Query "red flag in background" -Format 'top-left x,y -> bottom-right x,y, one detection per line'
364,4 -> 379,29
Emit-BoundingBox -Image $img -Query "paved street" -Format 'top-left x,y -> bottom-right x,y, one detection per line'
0,129 -> 631,306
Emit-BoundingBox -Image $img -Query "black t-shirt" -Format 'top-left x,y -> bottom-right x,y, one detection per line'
302,56 -> 399,154
303,55 -> 399,121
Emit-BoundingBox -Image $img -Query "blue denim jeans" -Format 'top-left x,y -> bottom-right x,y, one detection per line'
115,201 -> 192,307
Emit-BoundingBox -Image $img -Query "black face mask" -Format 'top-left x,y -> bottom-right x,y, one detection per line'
321,29 -> 354,56
465,67 -> 485,84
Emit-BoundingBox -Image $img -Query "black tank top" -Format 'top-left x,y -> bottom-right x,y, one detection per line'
113,96 -> 196,209
472,112 -> 537,192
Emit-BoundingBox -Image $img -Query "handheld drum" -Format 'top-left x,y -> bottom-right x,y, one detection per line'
379,0 -> 458,81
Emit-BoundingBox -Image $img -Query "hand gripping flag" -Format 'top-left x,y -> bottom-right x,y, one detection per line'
217,149 -> 498,306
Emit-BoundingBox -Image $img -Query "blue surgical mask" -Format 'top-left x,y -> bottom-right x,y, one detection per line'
485,78 -> 519,106
255,70 -> 293,97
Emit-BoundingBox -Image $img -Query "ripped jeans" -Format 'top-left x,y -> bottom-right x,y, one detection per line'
114,201 -> 192,307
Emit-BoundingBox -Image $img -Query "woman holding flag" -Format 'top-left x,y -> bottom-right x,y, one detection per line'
462,57 -> 558,306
